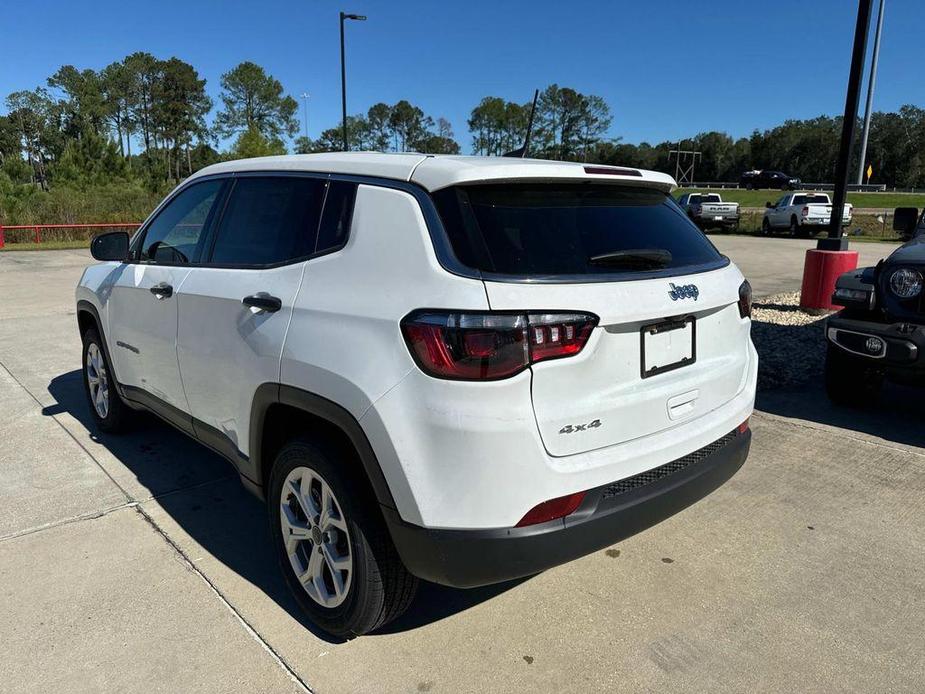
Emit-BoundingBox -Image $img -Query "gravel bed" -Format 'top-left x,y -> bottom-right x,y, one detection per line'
750,291 -> 829,391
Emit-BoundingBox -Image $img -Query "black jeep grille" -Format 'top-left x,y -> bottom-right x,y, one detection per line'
601,430 -> 739,500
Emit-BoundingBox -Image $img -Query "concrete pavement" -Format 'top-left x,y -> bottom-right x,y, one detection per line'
0,245 -> 922,693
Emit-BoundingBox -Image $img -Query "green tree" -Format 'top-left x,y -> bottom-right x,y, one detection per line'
533,85 -> 612,161
215,62 -> 298,140
100,60 -> 136,158
5,89 -> 60,189
47,65 -> 107,140
231,125 -> 286,158
151,58 -> 211,179
0,115 -> 20,165
417,118 -> 460,154
469,96 -> 529,156
124,52 -> 160,151
366,102 -> 393,151
388,100 -> 432,151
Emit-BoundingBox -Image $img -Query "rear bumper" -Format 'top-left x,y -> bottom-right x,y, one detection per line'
802,218 -> 851,226
693,214 -> 740,225
384,428 -> 750,588
827,315 -> 924,371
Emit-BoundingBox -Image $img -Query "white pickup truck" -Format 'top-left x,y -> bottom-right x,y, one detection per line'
676,192 -> 741,231
761,192 -> 853,237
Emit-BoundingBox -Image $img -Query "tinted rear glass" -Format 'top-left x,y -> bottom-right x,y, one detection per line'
701,194 -> 721,202
433,184 -> 724,276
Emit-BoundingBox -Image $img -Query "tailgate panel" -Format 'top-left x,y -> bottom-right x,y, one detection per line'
484,265 -> 752,457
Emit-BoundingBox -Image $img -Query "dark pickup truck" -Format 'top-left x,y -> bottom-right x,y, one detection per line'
825,207 -> 925,404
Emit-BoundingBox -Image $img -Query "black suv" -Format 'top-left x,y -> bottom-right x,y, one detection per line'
825,207 -> 925,404
739,170 -> 801,190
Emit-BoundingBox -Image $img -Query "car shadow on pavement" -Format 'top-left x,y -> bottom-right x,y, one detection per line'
757,381 -> 925,449
44,370 -> 525,643
751,319 -> 925,449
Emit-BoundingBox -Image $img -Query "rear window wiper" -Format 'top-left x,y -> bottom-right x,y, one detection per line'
588,249 -> 672,268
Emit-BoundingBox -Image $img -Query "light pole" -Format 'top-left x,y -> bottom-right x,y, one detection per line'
856,0 -> 886,185
820,0 -> 874,250
300,92 -> 310,140
339,11 -> 367,151
799,0 -> 874,311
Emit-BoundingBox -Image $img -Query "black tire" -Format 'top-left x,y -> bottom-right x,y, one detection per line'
761,218 -> 771,236
789,216 -> 801,237
81,328 -> 132,433
268,438 -> 418,638
824,343 -> 883,407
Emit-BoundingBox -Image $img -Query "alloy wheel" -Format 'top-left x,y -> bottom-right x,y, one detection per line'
85,343 -> 110,419
279,466 -> 353,608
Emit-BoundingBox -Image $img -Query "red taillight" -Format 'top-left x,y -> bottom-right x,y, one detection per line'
738,279 -> 752,319
801,206 -> 810,216
401,311 -> 598,381
516,491 -> 586,527
737,418 -> 750,434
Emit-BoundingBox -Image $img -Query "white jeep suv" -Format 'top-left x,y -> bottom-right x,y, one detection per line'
76,153 -> 757,637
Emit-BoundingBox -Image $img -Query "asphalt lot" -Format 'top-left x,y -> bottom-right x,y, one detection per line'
1,240 -> 923,693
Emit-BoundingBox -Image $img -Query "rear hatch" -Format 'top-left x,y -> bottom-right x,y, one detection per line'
432,182 -> 752,457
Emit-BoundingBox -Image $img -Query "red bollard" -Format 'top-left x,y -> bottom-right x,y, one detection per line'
0,225 -> 4,249
799,249 -> 859,310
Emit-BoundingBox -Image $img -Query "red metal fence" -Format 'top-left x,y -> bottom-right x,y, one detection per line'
0,223 -> 142,248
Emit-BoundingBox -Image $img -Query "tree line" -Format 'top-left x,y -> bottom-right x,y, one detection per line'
0,52 -> 923,215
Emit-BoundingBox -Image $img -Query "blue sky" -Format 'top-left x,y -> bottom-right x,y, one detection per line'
2,0 -> 921,151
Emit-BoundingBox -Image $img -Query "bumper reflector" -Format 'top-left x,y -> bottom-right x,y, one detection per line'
516,492 -> 586,527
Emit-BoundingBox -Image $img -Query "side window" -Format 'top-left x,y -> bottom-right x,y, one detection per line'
677,194 -> 688,205
688,195 -> 701,205
315,181 -> 357,255
209,177 -> 326,266
792,195 -> 806,206
775,196 -> 788,208
139,180 -> 223,264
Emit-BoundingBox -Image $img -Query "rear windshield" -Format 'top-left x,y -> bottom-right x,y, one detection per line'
701,194 -> 722,203
432,184 -> 724,277
809,195 -> 830,203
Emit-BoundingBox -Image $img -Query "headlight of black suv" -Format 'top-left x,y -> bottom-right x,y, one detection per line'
889,268 -> 923,299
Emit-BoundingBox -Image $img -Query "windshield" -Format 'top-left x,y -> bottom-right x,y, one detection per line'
809,195 -> 830,204
432,183 -> 725,277
701,194 -> 722,203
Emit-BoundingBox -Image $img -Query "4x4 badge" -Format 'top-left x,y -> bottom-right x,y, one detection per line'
669,283 -> 699,301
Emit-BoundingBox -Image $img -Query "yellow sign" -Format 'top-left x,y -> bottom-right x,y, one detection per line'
867,163 -> 874,181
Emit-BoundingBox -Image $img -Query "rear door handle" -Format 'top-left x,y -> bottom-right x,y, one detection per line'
150,282 -> 173,299
242,293 -> 282,313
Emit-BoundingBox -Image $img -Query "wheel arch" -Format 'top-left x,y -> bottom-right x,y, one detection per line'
76,299 -> 122,387
250,383 -> 397,511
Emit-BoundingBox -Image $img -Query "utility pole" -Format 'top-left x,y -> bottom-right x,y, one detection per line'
856,0 -> 885,185
821,0 -> 874,250
300,92 -> 310,139
668,143 -> 702,186
339,12 -> 367,151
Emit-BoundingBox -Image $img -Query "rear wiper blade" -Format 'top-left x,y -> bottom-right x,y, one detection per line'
588,248 -> 672,268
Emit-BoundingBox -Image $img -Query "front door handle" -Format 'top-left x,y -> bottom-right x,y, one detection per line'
150,282 -> 173,299
243,293 -> 282,313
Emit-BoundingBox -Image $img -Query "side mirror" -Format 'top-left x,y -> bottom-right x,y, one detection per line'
90,231 -> 130,262
893,207 -> 920,233
765,202 -> 772,208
